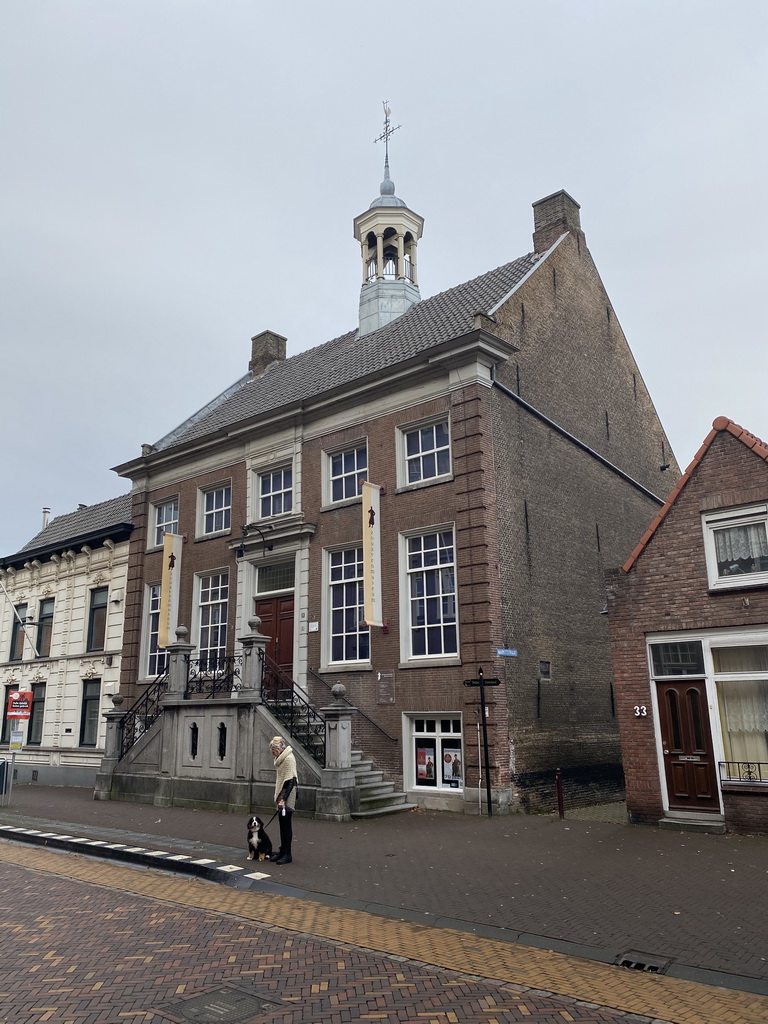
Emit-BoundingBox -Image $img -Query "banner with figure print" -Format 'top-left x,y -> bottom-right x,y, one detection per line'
362,481 -> 383,627
159,533 -> 183,649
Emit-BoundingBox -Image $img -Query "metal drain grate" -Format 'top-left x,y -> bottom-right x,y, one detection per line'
160,984 -> 283,1022
615,950 -> 670,974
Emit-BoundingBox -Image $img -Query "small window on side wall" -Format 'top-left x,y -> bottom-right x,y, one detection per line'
87,588 -> 108,651
702,505 -> 768,590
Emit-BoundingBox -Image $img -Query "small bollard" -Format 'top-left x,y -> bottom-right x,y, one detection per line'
555,768 -> 565,820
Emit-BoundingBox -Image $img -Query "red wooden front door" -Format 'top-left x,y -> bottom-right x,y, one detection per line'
656,680 -> 720,812
254,595 -> 294,677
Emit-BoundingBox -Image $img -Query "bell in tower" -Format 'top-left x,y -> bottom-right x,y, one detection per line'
354,104 -> 424,338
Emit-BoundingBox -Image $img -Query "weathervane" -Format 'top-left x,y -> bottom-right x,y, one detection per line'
374,101 -> 401,162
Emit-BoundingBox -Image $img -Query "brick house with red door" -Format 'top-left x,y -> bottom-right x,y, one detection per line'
607,417 -> 768,834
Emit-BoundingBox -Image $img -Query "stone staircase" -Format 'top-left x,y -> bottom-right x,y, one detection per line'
350,750 -> 417,818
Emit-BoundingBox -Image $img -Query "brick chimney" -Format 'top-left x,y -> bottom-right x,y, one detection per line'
249,330 -> 286,377
532,190 -> 584,254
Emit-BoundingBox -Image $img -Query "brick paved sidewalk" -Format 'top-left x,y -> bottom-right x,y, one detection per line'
1,786 -> 766,993
2,844 -> 766,1024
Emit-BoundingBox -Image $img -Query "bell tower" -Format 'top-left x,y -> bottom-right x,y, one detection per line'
354,104 -> 424,337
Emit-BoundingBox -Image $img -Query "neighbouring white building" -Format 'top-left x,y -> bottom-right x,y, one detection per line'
0,495 -> 133,786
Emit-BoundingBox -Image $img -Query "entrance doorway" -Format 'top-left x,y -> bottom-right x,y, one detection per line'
656,680 -> 720,812
254,594 -> 295,678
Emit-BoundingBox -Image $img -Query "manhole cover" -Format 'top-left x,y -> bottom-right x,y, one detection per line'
161,985 -> 282,1022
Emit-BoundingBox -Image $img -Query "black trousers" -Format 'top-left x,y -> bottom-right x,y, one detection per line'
277,808 -> 293,854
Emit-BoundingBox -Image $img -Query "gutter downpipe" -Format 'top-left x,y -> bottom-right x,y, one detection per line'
490,368 -> 664,506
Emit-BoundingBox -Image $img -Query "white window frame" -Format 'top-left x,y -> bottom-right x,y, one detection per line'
152,497 -> 179,548
646,626 -> 768,812
702,504 -> 768,590
399,525 -> 459,664
322,545 -> 370,670
142,583 -> 168,679
198,483 -> 232,537
324,441 -> 368,505
258,465 -> 293,519
196,569 -> 229,669
397,416 -> 452,489
405,714 -> 464,793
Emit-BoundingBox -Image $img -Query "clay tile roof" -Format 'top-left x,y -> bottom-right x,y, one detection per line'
4,493 -> 133,562
153,254 -> 538,453
622,417 -> 768,573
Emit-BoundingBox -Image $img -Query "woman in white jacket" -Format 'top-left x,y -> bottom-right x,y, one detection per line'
270,736 -> 298,864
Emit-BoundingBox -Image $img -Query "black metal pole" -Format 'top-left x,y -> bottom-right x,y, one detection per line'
478,668 -> 493,818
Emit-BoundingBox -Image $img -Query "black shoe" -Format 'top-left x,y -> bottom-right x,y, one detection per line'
275,853 -> 292,865
269,852 -> 280,862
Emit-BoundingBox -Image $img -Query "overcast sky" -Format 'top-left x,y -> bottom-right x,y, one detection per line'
1,1 -> 766,554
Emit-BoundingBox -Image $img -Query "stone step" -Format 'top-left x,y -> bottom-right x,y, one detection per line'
355,769 -> 384,785
352,800 -> 418,819
357,781 -> 396,799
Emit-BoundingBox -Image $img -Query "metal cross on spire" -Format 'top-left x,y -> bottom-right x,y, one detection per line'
373,101 -> 401,162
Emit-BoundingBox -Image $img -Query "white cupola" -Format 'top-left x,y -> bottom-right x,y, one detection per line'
353,105 -> 424,337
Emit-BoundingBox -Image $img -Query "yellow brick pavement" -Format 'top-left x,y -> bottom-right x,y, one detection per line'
0,841 -> 765,1024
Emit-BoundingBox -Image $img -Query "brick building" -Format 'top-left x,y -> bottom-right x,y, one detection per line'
112,159 -> 677,813
607,417 -> 768,834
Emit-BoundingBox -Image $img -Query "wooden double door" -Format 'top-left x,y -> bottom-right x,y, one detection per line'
656,680 -> 720,812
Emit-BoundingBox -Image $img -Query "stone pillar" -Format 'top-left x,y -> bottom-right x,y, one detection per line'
315,684 -> 359,821
237,616 -> 270,700
375,233 -> 384,278
94,694 -> 127,801
163,626 -> 195,700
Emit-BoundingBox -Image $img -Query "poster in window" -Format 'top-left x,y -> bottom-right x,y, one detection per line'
415,741 -> 436,785
443,745 -> 462,786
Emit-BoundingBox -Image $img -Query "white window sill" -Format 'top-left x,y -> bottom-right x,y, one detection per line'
398,656 -> 461,670
395,474 -> 454,495
319,662 -> 372,674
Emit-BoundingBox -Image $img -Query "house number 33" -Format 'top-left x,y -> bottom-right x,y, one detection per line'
633,705 -> 648,717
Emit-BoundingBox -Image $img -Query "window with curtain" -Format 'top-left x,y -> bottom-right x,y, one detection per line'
714,645 -> 768,770
703,505 -> 768,589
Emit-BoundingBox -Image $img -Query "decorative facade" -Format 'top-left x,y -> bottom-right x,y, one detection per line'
0,496 -> 133,785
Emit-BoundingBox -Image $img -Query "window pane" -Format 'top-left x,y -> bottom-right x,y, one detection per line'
329,548 -> 368,662
87,589 -> 108,651
9,604 -> 27,661
37,598 -> 55,658
650,641 -> 704,676
714,522 -> 768,577
712,646 -> 768,673
717,679 -> 768,765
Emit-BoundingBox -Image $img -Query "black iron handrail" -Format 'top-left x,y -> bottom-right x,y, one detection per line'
185,655 -> 243,698
307,666 -> 398,742
719,761 -> 768,783
259,650 -> 325,766
119,670 -> 170,760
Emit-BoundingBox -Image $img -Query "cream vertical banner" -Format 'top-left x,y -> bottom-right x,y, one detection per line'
362,481 -> 383,627
159,533 -> 183,649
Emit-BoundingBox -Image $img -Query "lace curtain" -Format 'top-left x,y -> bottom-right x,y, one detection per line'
714,523 -> 768,566
718,679 -> 768,763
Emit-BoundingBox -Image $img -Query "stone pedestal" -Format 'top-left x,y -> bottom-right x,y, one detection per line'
94,695 -> 127,800
315,684 -> 359,821
237,617 -> 270,699
163,626 -> 195,700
